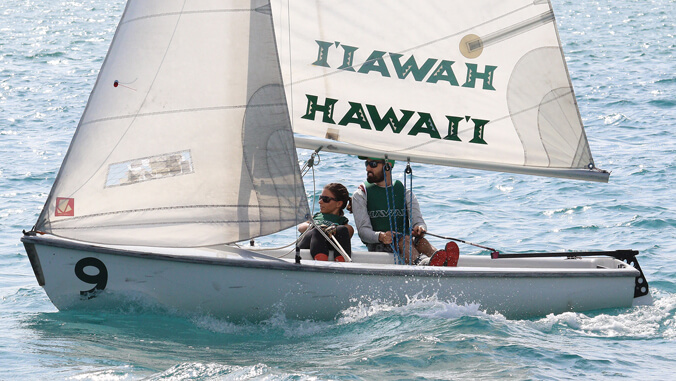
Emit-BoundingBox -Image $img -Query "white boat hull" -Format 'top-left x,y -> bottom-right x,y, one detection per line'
23,234 -> 642,320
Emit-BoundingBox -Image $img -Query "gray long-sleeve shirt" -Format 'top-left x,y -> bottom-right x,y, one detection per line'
352,184 -> 426,244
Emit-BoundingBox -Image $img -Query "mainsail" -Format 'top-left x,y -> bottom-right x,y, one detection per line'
272,0 -> 609,182
35,0 -> 309,246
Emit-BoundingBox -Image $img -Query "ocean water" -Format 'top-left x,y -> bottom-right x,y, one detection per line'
1,0 -> 674,379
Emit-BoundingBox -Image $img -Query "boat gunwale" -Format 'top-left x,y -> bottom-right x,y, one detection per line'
21,234 -> 640,279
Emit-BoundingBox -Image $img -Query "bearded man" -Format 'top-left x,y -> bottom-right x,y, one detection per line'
351,157 -> 458,266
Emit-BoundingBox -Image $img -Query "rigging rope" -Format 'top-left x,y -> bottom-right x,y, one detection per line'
383,162 -> 404,264
425,232 -> 500,255
403,161 -> 414,263
300,150 -> 320,217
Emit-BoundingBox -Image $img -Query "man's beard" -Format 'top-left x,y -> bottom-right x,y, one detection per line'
366,170 -> 384,184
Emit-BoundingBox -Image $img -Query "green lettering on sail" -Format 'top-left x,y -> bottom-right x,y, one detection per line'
469,118 -> 490,144
302,95 -> 338,124
366,105 -> 414,133
338,102 -> 371,129
463,63 -> 497,90
426,60 -> 459,86
444,116 -> 463,141
301,94 -> 490,145
389,54 -> 437,81
338,44 -> 358,72
357,50 -> 391,77
312,40 -> 333,67
408,112 -> 442,139
310,40 -> 498,92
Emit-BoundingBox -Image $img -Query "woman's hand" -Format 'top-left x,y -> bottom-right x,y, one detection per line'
298,221 -> 310,233
320,224 -> 337,237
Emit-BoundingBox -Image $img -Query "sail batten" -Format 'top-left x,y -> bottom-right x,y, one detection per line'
80,103 -> 288,128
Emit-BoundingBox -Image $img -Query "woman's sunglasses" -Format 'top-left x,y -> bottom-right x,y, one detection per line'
365,160 -> 384,168
319,195 -> 338,203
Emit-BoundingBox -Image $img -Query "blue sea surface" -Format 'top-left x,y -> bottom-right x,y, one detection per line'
1,0 -> 675,379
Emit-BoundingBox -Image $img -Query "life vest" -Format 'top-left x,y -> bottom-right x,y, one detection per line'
363,180 -> 408,234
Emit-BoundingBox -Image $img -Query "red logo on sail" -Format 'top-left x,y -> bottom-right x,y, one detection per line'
55,197 -> 74,217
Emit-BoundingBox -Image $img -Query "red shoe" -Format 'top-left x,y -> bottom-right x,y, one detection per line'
429,249 -> 449,266
314,253 -> 328,261
445,242 -> 459,267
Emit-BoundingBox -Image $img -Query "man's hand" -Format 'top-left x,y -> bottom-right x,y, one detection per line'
412,225 -> 426,237
378,231 -> 393,244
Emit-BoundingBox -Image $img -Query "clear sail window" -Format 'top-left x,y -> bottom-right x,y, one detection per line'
105,150 -> 194,187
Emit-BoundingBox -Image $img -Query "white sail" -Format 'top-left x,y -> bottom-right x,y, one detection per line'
35,0 -> 309,246
272,0 -> 608,182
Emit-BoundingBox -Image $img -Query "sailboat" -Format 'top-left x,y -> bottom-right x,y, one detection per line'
22,0 -> 649,320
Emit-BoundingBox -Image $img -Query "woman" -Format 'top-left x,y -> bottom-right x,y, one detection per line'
298,183 -> 354,261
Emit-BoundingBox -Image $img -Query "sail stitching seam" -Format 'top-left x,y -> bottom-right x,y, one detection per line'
49,218 -> 301,229
120,9 -> 255,26
80,103 -> 287,127
48,204 -> 300,223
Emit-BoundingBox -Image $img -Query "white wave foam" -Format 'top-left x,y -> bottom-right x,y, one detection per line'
191,310 -> 334,338
68,366 -> 137,381
602,113 -> 628,125
144,362 -> 328,381
188,291 -> 675,341
144,363 -> 275,381
338,294 -> 499,324
261,311 -> 333,338
532,290 -> 676,338
189,294 -> 504,338
191,314 -> 253,335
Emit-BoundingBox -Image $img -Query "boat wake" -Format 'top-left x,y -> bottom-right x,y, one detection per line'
337,294 -> 492,324
530,290 -> 675,339
39,285 -> 675,343
186,295 -> 497,337
145,363 -> 287,381
185,290 -> 676,339
21,291 -> 675,380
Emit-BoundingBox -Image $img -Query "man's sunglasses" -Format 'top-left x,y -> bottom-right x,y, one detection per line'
318,195 -> 338,203
365,160 -> 384,168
